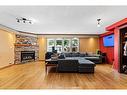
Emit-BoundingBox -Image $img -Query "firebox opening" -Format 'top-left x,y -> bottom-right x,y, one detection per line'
21,51 -> 35,63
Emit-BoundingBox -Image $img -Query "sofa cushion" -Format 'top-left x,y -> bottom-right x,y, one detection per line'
58,53 -> 66,59
78,59 -> 95,64
64,53 -> 72,57
71,53 -> 80,57
79,53 -> 86,57
84,57 -> 100,60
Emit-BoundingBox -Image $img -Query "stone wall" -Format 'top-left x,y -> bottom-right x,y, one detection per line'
14,34 -> 39,64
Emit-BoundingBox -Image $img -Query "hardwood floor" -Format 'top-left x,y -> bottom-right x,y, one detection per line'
0,61 -> 127,89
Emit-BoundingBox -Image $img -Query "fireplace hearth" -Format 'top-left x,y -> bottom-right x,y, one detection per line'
21,51 -> 35,62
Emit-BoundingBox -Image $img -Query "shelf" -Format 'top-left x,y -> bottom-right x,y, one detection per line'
14,44 -> 38,47
122,41 -> 127,43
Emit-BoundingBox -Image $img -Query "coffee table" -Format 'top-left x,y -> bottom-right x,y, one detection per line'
45,59 -> 58,74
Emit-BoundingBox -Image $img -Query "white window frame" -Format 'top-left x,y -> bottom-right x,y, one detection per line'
55,38 -> 63,53
71,38 -> 79,52
47,38 -> 55,52
63,38 -> 71,52
47,38 -> 79,53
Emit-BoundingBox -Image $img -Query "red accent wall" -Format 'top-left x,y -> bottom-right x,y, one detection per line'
113,28 -> 119,70
105,18 -> 127,71
99,31 -> 114,64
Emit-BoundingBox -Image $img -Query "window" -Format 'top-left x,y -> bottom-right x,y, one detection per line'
47,38 -> 79,53
63,39 -> 71,52
71,38 -> 79,52
55,39 -> 63,53
47,39 -> 55,52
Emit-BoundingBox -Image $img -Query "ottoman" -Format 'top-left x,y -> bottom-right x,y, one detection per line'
78,59 -> 95,73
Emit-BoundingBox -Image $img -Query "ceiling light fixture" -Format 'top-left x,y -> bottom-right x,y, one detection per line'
17,19 -> 20,23
97,18 -> 101,27
16,17 -> 33,24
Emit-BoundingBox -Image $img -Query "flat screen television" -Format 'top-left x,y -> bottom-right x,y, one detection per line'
103,34 -> 114,47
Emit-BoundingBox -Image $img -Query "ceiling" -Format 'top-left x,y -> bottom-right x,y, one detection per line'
0,6 -> 127,34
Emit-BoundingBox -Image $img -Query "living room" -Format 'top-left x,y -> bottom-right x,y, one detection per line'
0,6 -> 127,90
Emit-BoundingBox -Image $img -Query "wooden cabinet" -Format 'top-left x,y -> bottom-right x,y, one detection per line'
119,27 -> 127,73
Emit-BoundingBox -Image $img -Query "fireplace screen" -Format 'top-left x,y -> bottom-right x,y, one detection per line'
21,51 -> 35,62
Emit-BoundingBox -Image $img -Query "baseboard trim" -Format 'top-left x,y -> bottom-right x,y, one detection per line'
0,64 -> 14,70
0,60 -> 45,70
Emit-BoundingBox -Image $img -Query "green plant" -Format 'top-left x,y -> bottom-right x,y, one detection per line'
64,40 -> 69,46
56,40 -> 62,45
49,40 -> 54,46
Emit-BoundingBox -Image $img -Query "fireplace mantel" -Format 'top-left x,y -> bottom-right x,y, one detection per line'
14,44 -> 38,47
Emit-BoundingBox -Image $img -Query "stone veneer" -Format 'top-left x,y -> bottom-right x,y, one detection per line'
14,33 -> 39,64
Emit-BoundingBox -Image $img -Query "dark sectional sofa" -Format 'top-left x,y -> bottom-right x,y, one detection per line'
45,52 -> 102,73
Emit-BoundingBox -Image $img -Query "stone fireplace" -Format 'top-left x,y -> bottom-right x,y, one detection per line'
14,34 -> 39,64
